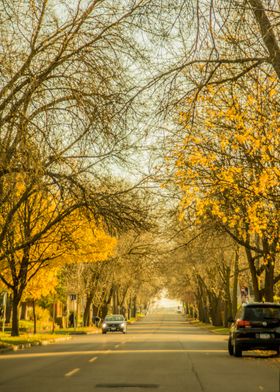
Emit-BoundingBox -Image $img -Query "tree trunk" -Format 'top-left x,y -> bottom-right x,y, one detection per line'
223,265 -> 231,326
112,284 -> 119,314
83,293 -> 94,326
232,250 -> 239,317
131,296 -> 137,318
11,292 -> 21,336
52,301 -> 56,333
248,0 -> 280,80
5,294 -> 12,324
245,248 -> 261,301
207,290 -> 223,326
264,260 -> 275,302
196,276 -> 210,323
32,299 -> 37,334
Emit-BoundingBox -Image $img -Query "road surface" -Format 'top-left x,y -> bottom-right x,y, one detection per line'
0,308 -> 279,391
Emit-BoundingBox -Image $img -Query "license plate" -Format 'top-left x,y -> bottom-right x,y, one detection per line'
260,333 -> 271,339
111,328 -> 116,331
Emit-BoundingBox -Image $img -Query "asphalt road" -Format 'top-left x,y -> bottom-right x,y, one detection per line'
0,308 -> 280,392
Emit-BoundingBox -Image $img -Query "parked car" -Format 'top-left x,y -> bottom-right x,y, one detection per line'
102,314 -> 127,334
228,302 -> 280,357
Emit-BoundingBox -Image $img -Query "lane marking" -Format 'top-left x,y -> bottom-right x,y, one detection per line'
89,357 -> 98,363
65,368 -> 80,377
115,345 -> 120,348
259,387 -> 264,391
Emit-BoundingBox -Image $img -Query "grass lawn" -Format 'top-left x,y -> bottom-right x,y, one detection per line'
0,325 -> 99,349
188,319 -> 229,334
0,332 -> 70,349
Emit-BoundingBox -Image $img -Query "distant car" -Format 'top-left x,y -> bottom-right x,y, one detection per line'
102,314 -> 127,334
228,302 -> 280,357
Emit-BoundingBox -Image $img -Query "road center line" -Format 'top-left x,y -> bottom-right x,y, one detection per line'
65,368 -> 80,377
89,357 -> 98,363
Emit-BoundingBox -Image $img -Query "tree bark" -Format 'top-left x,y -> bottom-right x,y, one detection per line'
245,248 -> 261,301
11,292 -> 21,336
264,259 -> 275,302
83,293 -> 94,326
32,299 -> 37,334
207,290 -> 223,326
196,277 -> 210,323
232,250 -> 239,317
248,0 -> 280,80
223,265 -> 231,327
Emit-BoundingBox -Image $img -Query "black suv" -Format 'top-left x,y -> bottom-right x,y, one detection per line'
228,302 -> 280,357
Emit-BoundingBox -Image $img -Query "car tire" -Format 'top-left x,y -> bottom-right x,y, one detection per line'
228,338 -> 234,356
102,331 -> 107,334
233,342 -> 242,357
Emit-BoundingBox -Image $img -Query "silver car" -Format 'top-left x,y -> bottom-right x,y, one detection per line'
102,314 -> 127,334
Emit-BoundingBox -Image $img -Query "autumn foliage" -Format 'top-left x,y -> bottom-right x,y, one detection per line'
168,73 -> 280,301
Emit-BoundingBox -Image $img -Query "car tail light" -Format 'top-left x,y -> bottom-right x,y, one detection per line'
236,319 -> 251,328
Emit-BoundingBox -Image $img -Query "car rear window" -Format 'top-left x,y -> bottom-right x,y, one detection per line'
244,306 -> 280,321
105,315 -> 124,321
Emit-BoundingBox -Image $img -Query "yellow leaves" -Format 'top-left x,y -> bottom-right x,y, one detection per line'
179,111 -> 191,124
250,169 -> 279,196
234,132 -> 250,145
247,95 -> 256,105
218,166 -> 242,184
61,214 -> 117,264
246,202 -> 268,235
220,138 -> 229,151
24,266 -> 59,301
166,73 -> 280,247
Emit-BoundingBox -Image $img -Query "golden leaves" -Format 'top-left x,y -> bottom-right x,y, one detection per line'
166,73 -> 280,248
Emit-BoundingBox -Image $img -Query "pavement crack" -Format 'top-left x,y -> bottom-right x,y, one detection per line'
190,362 -> 205,392
179,341 -> 205,392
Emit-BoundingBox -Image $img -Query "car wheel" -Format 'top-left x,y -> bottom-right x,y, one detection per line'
102,331 -> 107,334
228,338 -> 234,356
233,342 -> 242,357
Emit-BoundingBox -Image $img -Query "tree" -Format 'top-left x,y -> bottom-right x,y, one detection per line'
166,71 -> 280,301
0,0 -> 162,335
22,266 -> 59,334
161,1 -> 280,94
0,183 -> 117,336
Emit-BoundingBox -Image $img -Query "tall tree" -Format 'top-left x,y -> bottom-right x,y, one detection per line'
0,0 -> 163,335
166,72 -> 280,301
